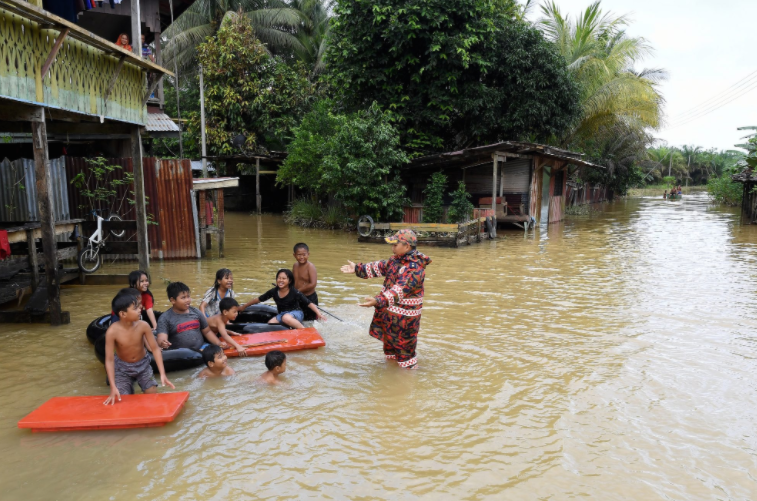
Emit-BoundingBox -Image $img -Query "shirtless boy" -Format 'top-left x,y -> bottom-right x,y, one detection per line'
206,297 -> 247,356
104,288 -> 174,404
198,345 -> 235,378
293,243 -> 318,320
259,350 -> 286,384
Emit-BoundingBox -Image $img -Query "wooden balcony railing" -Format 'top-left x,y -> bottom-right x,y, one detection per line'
0,0 -> 172,125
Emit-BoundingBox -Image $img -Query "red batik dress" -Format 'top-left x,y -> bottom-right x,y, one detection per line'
355,250 -> 431,368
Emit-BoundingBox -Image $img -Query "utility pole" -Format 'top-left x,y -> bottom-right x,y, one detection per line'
169,0 -> 183,158
200,64 -> 208,178
668,155 -> 672,177
687,155 -> 690,188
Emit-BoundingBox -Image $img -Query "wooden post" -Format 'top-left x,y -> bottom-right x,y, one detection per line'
190,190 -> 201,259
217,188 -> 225,258
491,154 -> 498,238
130,0 -> 142,58
31,108 -> 61,325
25,229 -> 39,292
199,65 -> 208,178
529,158 -> 544,225
255,157 -> 261,214
198,190 -> 207,258
76,222 -> 85,284
131,126 -> 150,273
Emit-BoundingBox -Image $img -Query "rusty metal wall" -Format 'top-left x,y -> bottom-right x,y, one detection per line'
65,156 -> 197,259
0,157 -> 70,222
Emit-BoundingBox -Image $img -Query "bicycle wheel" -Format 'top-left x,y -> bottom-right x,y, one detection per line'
108,214 -> 125,238
78,247 -> 102,274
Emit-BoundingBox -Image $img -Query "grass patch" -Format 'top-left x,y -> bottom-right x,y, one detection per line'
627,185 -> 705,197
565,204 -> 599,216
284,198 -> 350,229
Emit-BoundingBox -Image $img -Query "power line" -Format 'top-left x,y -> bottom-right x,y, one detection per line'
671,69 -> 757,120
666,79 -> 757,129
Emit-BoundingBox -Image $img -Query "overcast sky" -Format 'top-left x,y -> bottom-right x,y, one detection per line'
528,0 -> 757,151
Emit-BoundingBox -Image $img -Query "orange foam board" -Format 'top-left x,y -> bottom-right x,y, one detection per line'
224,327 -> 325,358
18,392 -> 190,432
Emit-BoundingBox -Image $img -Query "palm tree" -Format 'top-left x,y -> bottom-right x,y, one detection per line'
163,0 -> 305,74
538,1 -> 665,147
288,0 -> 333,75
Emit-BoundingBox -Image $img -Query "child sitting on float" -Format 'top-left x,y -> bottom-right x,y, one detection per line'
239,269 -> 326,329
200,268 -> 237,318
206,297 -> 247,357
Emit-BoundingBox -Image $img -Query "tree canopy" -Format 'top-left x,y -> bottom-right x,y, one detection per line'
326,0 -> 580,151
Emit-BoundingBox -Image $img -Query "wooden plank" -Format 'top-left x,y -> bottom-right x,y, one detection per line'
101,241 -> 141,254
0,310 -> 70,324
26,229 -> 39,292
102,55 -> 126,107
40,27 -> 69,80
6,221 -> 80,244
31,107 -> 62,325
192,178 -> 240,191
80,220 -> 137,233
131,126 -> 149,272
75,274 -> 129,286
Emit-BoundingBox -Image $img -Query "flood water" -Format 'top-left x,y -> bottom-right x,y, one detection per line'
1,192 -> 756,500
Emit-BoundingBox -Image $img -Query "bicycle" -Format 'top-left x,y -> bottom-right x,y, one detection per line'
76,209 -> 123,274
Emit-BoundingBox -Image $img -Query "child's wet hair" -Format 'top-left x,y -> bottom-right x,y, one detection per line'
202,345 -> 224,366
276,269 -> 295,287
219,297 -> 239,313
214,268 -> 233,290
112,288 -> 140,315
265,350 -> 286,370
293,243 -> 309,253
167,281 -> 191,300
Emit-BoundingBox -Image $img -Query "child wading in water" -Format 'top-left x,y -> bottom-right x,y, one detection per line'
198,345 -> 235,378
341,229 -> 430,370
128,270 -> 158,330
200,268 -> 237,318
206,297 -> 247,356
259,350 -> 286,384
240,269 -> 326,329
292,243 -> 318,320
104,288 -> 174,404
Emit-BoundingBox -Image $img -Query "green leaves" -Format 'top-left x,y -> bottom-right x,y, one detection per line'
422,171 -> 447,223
447,181 -> 474,223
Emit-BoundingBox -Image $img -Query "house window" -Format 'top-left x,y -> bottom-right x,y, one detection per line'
553,170 -> 564,197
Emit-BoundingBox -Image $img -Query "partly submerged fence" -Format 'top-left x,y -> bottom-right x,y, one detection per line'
565,183 -> 611,206
0,156 -> 70,222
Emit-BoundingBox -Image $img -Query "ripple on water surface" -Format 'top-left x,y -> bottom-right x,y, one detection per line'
1,193 -> 756,500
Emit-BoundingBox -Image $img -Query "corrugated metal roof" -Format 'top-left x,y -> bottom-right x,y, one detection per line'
145,112 -> 181,134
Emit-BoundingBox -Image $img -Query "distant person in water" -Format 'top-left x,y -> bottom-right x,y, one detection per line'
198,345 -> 235,378
293,243 -> 318,320
663,190 -> 668,199
104,288 -> 173,404
340,229 -> 431,370
259,350 -> 286,384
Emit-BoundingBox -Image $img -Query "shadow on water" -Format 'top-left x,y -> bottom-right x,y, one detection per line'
1,192 -> 756,499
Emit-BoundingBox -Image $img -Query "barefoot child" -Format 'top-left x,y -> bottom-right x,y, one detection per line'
156,282 -> 228,352
198,345 -> 235,378
104,288 -> 174,404
128,270 -> 158,330
258,350 -> 286,384
200,268 -> 237,318
206,297 -> 247,356
293,243 -> 318,320
340,229 -> 430,370
240,269 -> 326,329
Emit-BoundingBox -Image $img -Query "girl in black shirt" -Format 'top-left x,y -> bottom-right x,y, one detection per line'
240,269 -> 326,329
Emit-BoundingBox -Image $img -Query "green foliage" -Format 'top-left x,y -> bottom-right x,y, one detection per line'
422,172 -> 447,223
278,102 -> 410,221
326,0 -> 579,151
707,175 -> 742,206
662,176 -> 676,186
642,145 -> 742,185
190,15 -> 315,161
69,157 -> 135,214
447,182 -> 474,223
284,198 -> 349,229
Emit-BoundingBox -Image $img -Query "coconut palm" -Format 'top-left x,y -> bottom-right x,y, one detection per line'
163,0 -> 305,74
288,0 -> 333,75
538,1 -> 665,147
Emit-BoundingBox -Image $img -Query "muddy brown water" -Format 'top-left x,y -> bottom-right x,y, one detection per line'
1,192 -> 756,500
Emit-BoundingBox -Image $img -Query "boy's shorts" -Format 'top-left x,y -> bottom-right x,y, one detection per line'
276,310 -> 304,323
114,353 -> 156,395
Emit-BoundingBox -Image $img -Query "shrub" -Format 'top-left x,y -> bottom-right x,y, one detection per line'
707,176 -> 742,206
422,172 -> 447,223
447,182 -> 474,223
285,198 -> 323,227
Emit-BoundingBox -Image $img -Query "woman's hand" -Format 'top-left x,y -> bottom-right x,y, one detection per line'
358,297 -> 378,308
340,260 -> 356,274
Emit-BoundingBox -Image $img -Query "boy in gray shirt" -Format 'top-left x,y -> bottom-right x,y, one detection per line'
157,282 -> 227,351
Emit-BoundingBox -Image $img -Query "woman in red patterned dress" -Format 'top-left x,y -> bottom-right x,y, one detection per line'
341,229 -> 431,369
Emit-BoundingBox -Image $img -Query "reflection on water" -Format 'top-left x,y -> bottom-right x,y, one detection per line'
1,192 -> 756,500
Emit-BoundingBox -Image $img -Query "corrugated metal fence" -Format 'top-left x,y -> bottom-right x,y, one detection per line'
0,157 -> 70,222
566,183 -> 611,206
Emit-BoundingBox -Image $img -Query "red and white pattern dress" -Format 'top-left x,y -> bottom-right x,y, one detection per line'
355,250 -> 431,368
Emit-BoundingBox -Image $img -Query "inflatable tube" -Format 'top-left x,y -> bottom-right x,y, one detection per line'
231,323 -> 289,334
94,336 -> 204,373
234,304 -> 278,324
87,311 -> 163,345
